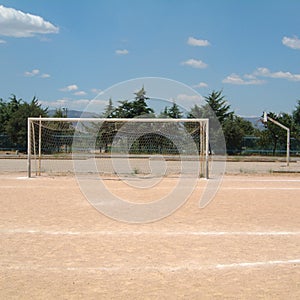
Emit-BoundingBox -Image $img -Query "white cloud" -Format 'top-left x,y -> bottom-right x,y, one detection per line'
187,37 -> 210,47
40,73 -> 50,78
193,82 -> 208,88
91,88 -> 102,94
282,36 -> 300,50
0,39 -> 6,44
89,99 -> 108,105
24,69 -> 51,78
223,67 -> 300,85
181,58 -> 207,69
0,5 -> 59,38
24,69 -> 40,77
222,73 -> 264,85
60,84 -> 79,92
176,94 -> 203,103
40,98 -> 69,108
115,49 -> 129,55
243,74 -> 257,80
254,67 -> 300,81
73,99 -> 90,105
74,91 -> 87,96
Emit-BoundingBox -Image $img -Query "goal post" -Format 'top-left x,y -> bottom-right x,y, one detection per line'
262,112 -> 290,166
27,117 -> 209,178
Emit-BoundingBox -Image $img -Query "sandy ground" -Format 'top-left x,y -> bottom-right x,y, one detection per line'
0,172 -> 299,299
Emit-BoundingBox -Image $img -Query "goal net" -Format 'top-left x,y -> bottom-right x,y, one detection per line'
27,117 -> 209,178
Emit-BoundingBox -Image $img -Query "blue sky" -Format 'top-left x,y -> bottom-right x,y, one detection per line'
0,0 -> 300,117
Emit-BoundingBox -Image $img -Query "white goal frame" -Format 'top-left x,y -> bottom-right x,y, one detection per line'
263,112 -> 290,166
27,117 -> 209,178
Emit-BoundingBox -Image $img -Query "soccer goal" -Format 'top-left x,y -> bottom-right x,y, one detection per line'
27,117 -> 209,178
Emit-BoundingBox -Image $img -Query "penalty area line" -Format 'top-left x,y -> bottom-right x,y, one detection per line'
2,259 -> 300,273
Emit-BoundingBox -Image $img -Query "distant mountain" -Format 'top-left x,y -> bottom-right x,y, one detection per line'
47,110 -> 266,130
48,109 -> 100,118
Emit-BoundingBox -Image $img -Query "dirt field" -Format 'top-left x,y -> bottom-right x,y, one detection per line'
0,172 -> 300,299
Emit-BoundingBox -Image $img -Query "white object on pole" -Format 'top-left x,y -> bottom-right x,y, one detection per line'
263,112 -> 268,123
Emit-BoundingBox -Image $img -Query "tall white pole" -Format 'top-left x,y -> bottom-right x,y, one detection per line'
205,119 -> 209,179
38,116 -> 42,175
265,114 -> 290,167
27,118 -> 31,178
287,128 -> 290,166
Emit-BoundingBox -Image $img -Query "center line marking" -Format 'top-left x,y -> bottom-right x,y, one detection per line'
1,229 -> 300,236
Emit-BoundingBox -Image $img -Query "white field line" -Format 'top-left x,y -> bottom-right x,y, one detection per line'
13,176 -> 300,183
2,176 -> 299,183
221,187 -> 300,190
222,178 -> 300,182
16,177 -> 35,180
1,186 -> 300,192
2,259 -> 300,273
215,259 -> 300,270
2,186 -> 300,190
1,186 -> 72,189
7,175 -> 300,183
1,229 -> 300,236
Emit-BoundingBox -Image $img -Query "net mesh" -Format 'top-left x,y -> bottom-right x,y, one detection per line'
29,118 -> 208,177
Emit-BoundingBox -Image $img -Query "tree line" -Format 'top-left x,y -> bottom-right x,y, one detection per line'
0,95 -> 68,151
1,88 -> 300,155
101,88 -> 300,155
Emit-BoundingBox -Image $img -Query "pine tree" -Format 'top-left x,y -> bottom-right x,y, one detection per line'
102,98 -> 114,117
111,87 -> 154,118
204,90 -> 233,124
161,101 -> 183,118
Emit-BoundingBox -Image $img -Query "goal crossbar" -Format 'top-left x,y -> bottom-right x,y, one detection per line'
28,117 -> 207,122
